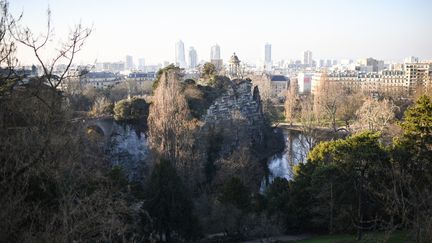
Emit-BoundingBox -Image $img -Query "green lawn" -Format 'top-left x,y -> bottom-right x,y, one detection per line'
290,231 -> 409,243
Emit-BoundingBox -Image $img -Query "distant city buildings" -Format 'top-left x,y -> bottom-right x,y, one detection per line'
264,43 -> 272,64
303,50 -> 313,67
357,57 -> 384,72
127,71 -> 156,81
138,58 -> 145,70
97,62 -> 125,73
297,72 -> 313,94
125,55 -> 134,70
81,72 -> 122,89
175,40 -> 186,68
404,56 -> 419,64
404,62 -> 431,90
210,44 -> 223,71
311,61 -> 432,95
263,43 -> 272,72
188,47 -> 198,69
210,44 -> 221,60
319,59 -> 325,68
25,39 -> 430,98
269,75 -> 289,98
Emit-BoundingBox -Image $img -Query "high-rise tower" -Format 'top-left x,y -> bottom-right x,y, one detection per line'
264,43 -> 272,64
175,40 -> 186,68
188,47 -> 198,69
210,44 -> 221,60
125,55 -> 134,70
303,50 -> 313,66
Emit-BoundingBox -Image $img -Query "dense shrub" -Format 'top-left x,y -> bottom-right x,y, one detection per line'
113,97 -> 149,124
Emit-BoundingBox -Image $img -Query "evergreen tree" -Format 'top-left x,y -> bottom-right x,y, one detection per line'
142,160 -> 201,242
392,95 -> 432,242
219,177 -> 251,210
295,132 -> 389,238
395,95 -> 432,178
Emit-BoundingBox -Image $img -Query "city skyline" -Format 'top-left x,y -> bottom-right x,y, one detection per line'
10,0 -> 432,65
265,43 -> 272,64
175,40 -> 186,68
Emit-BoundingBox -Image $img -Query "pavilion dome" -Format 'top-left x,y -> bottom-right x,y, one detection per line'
229,53 -> 240,64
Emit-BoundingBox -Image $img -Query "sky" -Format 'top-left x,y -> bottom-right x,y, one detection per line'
10,0 -> 432,65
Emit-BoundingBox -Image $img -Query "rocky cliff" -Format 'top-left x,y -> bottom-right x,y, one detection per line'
204,79 -> 264,127
201,78 -> 283,161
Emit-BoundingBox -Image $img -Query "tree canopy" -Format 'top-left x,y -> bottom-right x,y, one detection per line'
142,159 -> 201,241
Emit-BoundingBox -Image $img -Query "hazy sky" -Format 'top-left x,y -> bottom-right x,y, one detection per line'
10,0 -> 432,65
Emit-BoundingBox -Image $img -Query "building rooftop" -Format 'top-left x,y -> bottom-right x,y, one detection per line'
128,72 -> 148,78
270,75 -> 289,82
85,72 -> 117,79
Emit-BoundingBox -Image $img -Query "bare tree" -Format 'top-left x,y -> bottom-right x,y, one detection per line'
8,7 -> 91,91
0,3 -> 92,181
89,95 -> 112,117
147,70 -> 204,186
337,87 -> 365,129
0,3 -> 136,242
284,78 -> 299,125
214,145 -> 262,191
0,0 -> 18,94
313,72 -> 345,132
250,73 -> 280,123
352,98 -> 397,133
298,96 -> 323,151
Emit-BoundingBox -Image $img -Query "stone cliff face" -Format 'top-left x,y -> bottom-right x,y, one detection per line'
202,78 -> 283,160
203,79 -> 264,128
200,78 -> 284,191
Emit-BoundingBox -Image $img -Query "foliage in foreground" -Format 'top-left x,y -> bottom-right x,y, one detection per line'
263,95 -> 432,242
141,159 -> 201,241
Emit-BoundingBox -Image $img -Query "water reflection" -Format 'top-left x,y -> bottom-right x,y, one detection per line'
262,129 -> 313,190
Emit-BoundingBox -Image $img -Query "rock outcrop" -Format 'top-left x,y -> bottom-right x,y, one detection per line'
203,79 -> 264,128
202,78 -> 283,161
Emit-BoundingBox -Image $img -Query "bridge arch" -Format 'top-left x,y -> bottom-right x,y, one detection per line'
82,116 -> 115,142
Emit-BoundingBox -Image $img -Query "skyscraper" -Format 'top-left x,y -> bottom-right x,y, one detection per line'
210,44 -> 221,60
210,44 -> 223,71
319,59 -> 325,68
175,40 -> 186,68
264,43 -> 272,64
125,55 -> 134,70
188,47 -> 198,69
303,50 -> 313,66
138,58 -> 145,70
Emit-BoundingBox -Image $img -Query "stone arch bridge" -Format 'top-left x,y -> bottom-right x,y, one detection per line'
72,115 -> 116,142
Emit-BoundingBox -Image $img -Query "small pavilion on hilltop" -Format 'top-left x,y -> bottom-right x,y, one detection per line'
229,53 -> 241,79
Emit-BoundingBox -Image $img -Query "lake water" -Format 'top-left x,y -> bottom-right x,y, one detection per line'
261,129 -> 313,191
107,124 -> 311,187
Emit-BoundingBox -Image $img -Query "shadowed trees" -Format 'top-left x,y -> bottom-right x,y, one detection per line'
390,95 -> 432,242
0,2 -> 139,242
142,159 -> 201,242
260,95 -> 431,242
